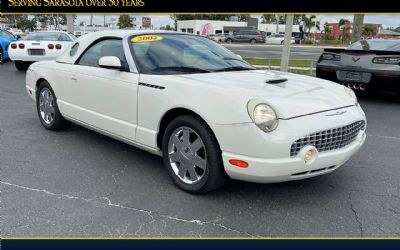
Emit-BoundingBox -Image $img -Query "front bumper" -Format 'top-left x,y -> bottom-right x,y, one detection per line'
222,131 -> 365,183
211,105 -> 366,183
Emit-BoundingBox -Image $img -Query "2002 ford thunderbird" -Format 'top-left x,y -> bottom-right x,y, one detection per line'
26,30 -> 367,193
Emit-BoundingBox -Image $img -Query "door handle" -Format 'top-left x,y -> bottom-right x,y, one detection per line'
71,75 -> 77,81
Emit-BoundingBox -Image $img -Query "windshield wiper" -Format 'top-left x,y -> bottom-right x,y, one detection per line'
153,66 -> 211,73
213,66 -> 254,72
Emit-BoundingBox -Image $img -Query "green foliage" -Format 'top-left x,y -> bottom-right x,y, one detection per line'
160,25 -> 174,31
118,15 -> 133,29
302,15 -> 317,34
5,15 -> 36,31
34,15 -> 77,29
362,23 -> 378,37
260,14 -> 276,24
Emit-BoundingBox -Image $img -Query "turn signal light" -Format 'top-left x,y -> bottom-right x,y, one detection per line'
55,44 -> 62,50
229,159 -> 249,168
18,43 -> 25,49
48,44 -> 54,49
11,43 -> 17,49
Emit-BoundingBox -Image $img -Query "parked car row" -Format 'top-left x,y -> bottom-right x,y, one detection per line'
206,31 -> 296,45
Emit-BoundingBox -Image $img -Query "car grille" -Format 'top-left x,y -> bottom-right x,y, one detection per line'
290,120 -> 365,157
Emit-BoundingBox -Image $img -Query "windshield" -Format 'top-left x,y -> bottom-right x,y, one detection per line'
348,40 -> 400,51
23,32 -> 61,41
129,34 -> 255,74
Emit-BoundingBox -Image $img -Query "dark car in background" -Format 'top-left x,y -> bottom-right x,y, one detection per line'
316,39 -> 400,94
225,30 -> 266,44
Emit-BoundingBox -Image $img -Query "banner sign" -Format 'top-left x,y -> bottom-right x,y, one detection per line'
1,0 -> 400,13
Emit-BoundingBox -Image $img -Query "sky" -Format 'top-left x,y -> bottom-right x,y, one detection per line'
76,14 -> 400,29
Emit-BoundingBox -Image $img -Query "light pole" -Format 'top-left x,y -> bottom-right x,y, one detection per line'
280,14 -> 294,72
66,15 -> 73,33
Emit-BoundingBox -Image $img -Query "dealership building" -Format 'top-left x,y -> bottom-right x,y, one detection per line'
177,19 -> 301,36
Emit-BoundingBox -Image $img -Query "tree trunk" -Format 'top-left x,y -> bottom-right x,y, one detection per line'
351,14 -> 364,43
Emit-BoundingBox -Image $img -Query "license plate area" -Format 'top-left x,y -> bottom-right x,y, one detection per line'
28,49 -> 45,56
336,71 -> 371,83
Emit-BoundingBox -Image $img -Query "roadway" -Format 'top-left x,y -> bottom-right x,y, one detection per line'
223,44 -> 328,60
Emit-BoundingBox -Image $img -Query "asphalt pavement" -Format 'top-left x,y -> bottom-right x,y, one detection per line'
1,61 -> 399,237
224,44 -> 326,60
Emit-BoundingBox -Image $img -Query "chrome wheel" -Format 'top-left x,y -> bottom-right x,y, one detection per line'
168,126 -> 207,184
39,88 -> 55,125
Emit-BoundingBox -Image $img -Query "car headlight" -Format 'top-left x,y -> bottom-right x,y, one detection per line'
247,102 -> 279,133
344,86 -> 358,105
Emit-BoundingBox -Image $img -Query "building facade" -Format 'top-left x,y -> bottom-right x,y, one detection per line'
177,19 -> 300,36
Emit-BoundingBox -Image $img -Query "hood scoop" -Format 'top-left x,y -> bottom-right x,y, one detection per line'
266,77 -> 288,84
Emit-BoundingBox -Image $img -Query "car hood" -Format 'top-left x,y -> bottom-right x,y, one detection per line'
178,70 -> 354,119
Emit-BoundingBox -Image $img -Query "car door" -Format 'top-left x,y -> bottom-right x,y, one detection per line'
240,31 -> 250,42
66,38 -> 139,141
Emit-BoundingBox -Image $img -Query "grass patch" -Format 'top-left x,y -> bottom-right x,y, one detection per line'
244,58 -> 315,68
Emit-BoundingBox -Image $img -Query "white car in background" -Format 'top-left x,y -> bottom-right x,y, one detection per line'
25,30 -> 366,194
266,34 -> 295,44
9,31 -> 76,71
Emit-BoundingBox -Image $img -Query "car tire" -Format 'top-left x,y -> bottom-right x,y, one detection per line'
36,81 -> 70,130
250,39 -> 256,44
15,61 -> 30,71
281,40 -> 284,45
226,38 -> 232,44
162,115 -> 228,194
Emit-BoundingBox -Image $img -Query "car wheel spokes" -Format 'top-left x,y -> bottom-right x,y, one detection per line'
168,126 -> 207,184
39,88 -> 55,125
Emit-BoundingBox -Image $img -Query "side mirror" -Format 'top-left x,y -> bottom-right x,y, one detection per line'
98,56 -> 122,70
236,54 -> 243,60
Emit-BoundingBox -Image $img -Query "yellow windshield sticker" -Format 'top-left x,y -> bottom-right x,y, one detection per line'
131,35 -> 163,42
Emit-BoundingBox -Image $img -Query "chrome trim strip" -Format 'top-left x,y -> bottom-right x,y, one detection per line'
122,34 -> 138,73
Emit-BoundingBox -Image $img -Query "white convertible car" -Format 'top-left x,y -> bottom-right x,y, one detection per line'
9,31 -> 76,71
26,30 -> 367,193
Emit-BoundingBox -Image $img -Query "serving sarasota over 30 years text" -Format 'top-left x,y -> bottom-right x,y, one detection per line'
6,0 -> 145,7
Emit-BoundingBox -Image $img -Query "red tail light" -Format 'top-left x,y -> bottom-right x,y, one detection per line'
18,43 -> 25,49
48,44 -> 54,49
55,44 -> 62,50
11,43 -> 17,49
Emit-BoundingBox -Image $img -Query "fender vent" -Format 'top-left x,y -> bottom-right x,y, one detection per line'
139,82 -> 165,90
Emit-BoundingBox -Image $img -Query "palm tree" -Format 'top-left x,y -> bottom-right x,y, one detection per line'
302,15 -> 317,39
323,23 -> 331,40
339,18 -> 351,44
